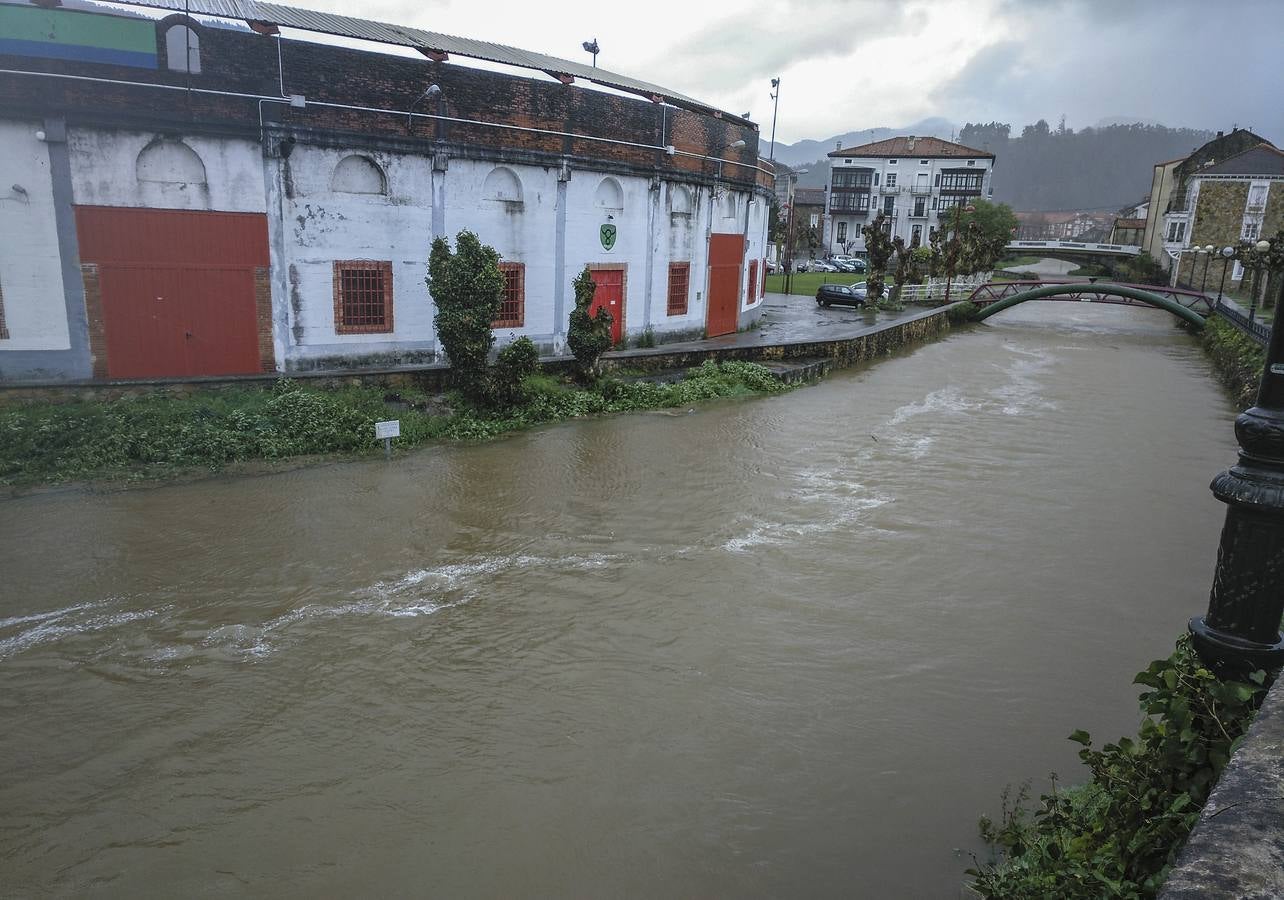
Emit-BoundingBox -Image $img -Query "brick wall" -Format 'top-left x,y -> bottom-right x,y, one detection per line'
0,12 -> 763,189
254,265 -> 275,373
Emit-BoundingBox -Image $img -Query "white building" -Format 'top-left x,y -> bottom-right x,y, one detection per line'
824,136 -> 996,254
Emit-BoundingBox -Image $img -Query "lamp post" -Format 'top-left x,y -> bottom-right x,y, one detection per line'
581,38 -> 599,67
1217,245 -> 1235,304
1199,244 -> 1214,293
768,78 -> 780,162
1191,239 -> 1284,673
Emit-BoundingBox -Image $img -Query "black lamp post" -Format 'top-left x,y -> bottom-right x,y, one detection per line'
1216,245 -> 1235,304
1191,238 -> 1284,673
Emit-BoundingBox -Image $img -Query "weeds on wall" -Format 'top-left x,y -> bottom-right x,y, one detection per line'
1201,315 -> 1265,410
967,635 -> 1273,898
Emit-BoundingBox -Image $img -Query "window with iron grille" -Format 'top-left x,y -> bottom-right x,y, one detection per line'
667,262 -> 690,315
494,262 -> 525,328
836,221 -> 848,243
333,261 -> 393,334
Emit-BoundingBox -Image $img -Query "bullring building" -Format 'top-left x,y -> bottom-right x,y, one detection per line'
0,0 -> 775,382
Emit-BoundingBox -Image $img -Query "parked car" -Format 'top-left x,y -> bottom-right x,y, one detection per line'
816,281 -> 868,308
810,260 -> 838,273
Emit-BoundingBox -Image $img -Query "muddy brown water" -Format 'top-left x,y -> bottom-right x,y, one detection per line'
0,304 -> 1239,897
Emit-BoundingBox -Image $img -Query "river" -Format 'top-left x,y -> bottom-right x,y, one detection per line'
0,303 -> 1239,897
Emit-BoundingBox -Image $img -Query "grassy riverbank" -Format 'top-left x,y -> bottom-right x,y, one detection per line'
0,361 -> 787,486
1200,315 -> 1265,409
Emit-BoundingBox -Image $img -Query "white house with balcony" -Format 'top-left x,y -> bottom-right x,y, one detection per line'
824,136 -> 996,254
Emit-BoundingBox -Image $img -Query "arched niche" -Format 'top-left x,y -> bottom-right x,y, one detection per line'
165,24 -> 201,73
720,192 -> 738,220
669,184 -> 693,216
136,139 -> 207,185
595,176 -> 624,211
331,155 -> 388,195
483,166 -> 523,204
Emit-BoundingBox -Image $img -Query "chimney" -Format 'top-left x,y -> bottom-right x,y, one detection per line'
835,141 -> 841,152
1217,130 -> 1224,138
907,135 -> 916,150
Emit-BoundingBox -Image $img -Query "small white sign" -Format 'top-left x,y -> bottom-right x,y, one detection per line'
374,420 -> 401,440
1271,364 -> 1284,376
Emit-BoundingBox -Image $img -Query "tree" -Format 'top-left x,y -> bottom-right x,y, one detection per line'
861,216 -> 895,301
567,267 -> 612,381
950,199 -> 1018,273
890,231 -> 924,300
429,230 -> 504,401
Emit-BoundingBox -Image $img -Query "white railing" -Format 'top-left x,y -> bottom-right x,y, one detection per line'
1006,240 -> 1141,256
895,272 -> 992,304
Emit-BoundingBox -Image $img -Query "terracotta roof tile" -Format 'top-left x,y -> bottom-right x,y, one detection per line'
829,135 -> 995,159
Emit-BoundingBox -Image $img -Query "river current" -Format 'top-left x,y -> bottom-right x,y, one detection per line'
0,303 -> 1239,896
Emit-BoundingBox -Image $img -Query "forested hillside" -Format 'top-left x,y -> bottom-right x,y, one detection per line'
959,120 -> 1214,211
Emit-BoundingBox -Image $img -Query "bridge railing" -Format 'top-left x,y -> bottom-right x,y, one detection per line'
1213,298 -> 1271,345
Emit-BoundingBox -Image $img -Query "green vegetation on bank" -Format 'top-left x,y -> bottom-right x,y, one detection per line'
968,636 -> 1273,898
0,361 -> 787,485
1201,315 -> 1265,410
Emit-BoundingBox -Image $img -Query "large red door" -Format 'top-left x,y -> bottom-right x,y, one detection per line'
75,207 -> 269,378
707,233 -> 744,337
588,267 -> 625,345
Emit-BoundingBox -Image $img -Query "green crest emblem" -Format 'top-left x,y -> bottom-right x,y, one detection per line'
600,223 -> 617,250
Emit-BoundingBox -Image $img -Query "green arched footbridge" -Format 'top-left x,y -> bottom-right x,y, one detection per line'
971,282 -> 1206,329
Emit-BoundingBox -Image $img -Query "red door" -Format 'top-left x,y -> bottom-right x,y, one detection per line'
707,233 -> 744,337
75,206 -> 269,378
588,267 -> 625,345
747,260 -> 758,306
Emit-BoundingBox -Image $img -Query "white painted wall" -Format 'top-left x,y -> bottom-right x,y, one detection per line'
68,128 -> 266,213
0,119 -> 70,351
273,145 -> 434,358
445,159 -> 559,342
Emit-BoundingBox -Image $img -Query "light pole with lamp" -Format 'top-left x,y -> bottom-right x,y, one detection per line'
1216,245 -> 1235,304
1191,238 -> 1284,673
768,78 -> 780,162
1197,244 -> 1214,293
581,38 -> 599,67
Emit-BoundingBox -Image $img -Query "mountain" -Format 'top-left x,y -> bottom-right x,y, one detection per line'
769,117 -> 956,168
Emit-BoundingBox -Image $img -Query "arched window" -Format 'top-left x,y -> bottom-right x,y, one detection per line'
331,155 -> 387,195
165,25 -> 200,74
136,139 -> 206,184
720,193 -> 737,220
669,185 -> 693,216
482,167 -> 523,203
595,176 -> 624,211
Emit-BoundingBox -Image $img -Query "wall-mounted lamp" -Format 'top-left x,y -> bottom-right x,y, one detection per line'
4,184 -> 30,204
408,83 -> 443,130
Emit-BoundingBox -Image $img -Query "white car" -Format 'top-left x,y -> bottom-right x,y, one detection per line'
810,261 -> 838,272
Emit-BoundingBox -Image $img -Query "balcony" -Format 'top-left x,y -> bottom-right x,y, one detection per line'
909,184 -> 933,195
908,206 -> 930,219
880,184 -> 900,194
1247,202 -> 1266,214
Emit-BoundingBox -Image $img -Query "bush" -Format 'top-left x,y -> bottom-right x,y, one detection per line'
968,636 -> 1272,898
490,337 -> 541,407
1202,316 -> 1264,409
947,301 -> 979,324
567,267 -> 612,381
429,230 -> 504,401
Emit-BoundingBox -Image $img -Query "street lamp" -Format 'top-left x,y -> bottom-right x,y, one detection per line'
713,138 -> 746,180
1191,238 -> 1284,673
1217,245 -> 1235,305
1248,238 -> 1272,323
1195,245 -> 1214,294
581,38 -> 599,67
768,77 -> 780,162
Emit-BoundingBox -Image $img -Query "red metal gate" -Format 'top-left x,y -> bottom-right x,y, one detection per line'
707,233 -> 744,337
588,266 -> 625,345
75,206 -> 269,378
747,259 -> 758,306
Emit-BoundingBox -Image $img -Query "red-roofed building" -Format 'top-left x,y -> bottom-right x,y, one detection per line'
824,135 -> 996,253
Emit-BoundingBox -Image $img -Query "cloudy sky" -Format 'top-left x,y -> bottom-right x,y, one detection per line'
296,0 -> 1280,145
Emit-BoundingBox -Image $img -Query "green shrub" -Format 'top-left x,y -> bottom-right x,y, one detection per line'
429,230 -> 504,400
490,337 -> 541,407
567,267 -> 612,381
947,301 -> 979,324
968,636 -> 1272,898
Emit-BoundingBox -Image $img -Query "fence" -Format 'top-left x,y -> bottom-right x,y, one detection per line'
1213,298 -> 1270,345
894,273 -> 992,305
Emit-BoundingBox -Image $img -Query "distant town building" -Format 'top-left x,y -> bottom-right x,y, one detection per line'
1108,218 -> 1147,246
1141,128 -> 1272,270
824,136 -> 995,254
1166,142 -> 1284,288
787,188 -> 827,259
1014,210 -> 1114,241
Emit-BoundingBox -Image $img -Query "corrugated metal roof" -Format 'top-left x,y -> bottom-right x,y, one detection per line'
105,0 -> 739,119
